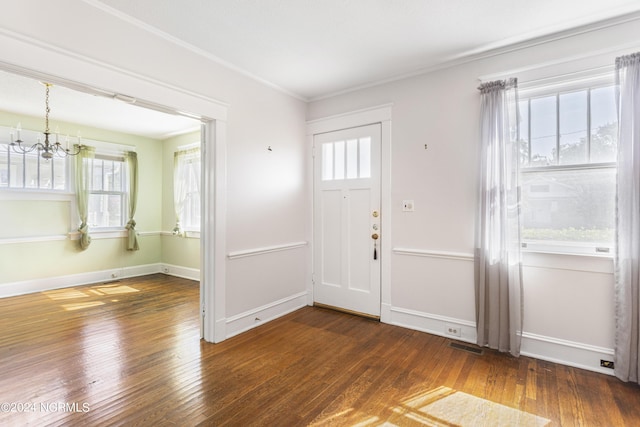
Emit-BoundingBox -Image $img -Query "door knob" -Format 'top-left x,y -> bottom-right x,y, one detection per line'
371,233 -> 379,240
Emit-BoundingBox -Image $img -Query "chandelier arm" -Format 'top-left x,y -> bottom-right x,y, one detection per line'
10,141 -> 43,154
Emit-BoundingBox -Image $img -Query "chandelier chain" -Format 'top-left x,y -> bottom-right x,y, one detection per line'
45,83 -> 51,135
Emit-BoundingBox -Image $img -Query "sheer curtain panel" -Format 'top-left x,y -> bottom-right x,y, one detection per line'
74,145 -> 95,250
615,52 -> 640,383
475,78 -> 524,356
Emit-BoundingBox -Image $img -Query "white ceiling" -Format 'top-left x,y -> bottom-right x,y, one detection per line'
0,70 -> 200,140
95,0 -> 640,100
3,0 -> 640,138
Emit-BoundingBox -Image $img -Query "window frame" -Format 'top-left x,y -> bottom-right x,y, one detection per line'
87,153 -> 128,231
518,75 -> 618,257
1,126 -> 70,194
174,142 -> 201,236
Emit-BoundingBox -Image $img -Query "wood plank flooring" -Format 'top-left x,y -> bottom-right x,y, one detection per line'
1,274 -> 639,426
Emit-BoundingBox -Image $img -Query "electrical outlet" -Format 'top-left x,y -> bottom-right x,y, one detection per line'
600,360 -> 614,369
445,323 -> 461,337
402,200 -> 415,212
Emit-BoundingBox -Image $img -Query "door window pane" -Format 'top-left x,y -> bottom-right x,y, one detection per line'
322,143 -> 334,181
346,139 -> 358,179
359,137 -> 371,178
334,141 -> 345,180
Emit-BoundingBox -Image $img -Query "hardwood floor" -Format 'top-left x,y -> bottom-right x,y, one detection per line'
1,274 -> 639,426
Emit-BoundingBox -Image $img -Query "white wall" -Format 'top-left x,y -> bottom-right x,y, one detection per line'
307,17 -> 640,373
0,1 -> 309,339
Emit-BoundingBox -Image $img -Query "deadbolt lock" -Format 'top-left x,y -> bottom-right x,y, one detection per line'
372,210 -> 379,217
371,233 -> 379,240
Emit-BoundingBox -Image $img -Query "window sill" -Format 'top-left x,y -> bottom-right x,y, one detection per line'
522,241 -> 612,258
521,250 -> 613,274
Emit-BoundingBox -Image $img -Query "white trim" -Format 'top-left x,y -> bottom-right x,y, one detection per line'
137,231 -> 163,237
225,291 -> 308,339
388,306 -> 478,344
385,305 -> 616,375
522,251 -> 614,274
306,104 -> 393,135
227,241 -> 308,260
201,120 -> 227,343
0,263 -> 162,298
0,189 -> 74,201
521,332 -> 615,376
0,235 -> 68,245
0,32 -> 227,121
392,247 -> 474,262
0,229 -> 163,244
160,263 -> 200,281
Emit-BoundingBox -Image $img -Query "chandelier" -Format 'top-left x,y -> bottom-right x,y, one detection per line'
9,82 -> 82,159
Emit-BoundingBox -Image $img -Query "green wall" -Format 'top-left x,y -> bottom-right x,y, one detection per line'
160,131 -> 201,270
0,110 -> 187,286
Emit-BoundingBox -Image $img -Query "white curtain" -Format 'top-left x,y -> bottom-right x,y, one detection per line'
614,52 -> 640,383
74,145 -> 95,250
475,78 -> 524,356
173,147 -> 201,236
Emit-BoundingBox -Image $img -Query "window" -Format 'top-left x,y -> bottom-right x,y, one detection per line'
321,137 -> 371,181
173,146 -> 201,234
519,81 -> 618,254
87,154 -> 127,229
1,127 -> 67,191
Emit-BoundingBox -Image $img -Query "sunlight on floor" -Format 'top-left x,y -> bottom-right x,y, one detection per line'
389,386 -> 550,426
92,285 -> 140,295
43,289 -> 90,300
43,284 -> 139,310
311,386 -> 550,426
61,301 -> 106,311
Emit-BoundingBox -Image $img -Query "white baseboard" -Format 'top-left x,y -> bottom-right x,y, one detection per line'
225,291 -> 309,339
160,263 -> 200,281
521,332 -> 615,376
0,263 -> 162,298
385,305 -> 615,375
387,306 -> 477,344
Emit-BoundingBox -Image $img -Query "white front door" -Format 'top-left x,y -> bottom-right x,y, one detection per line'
313,123 -> 381,317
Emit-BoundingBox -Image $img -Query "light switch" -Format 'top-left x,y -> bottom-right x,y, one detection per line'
402,200 -> 414,212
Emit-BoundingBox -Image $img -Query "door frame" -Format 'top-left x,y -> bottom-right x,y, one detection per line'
0,33 -> 229,343
306,104 -> 392,322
